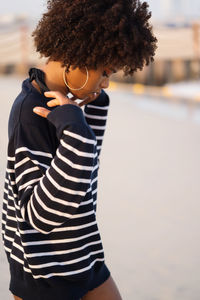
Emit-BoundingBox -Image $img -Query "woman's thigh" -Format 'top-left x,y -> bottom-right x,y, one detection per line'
13,295 -> 22,300
81,276 -> 122,300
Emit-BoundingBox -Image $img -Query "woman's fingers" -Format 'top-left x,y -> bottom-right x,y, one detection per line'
33,107 -> 51,118
44,91 -> 63,99
33,90 -> 97,119
44,91 -> 78,107
44,91 -> 69,105
79,93 -> 99,107
47,99 -> 60,107
79,97 -> 92,107
44,90 -> 100,108
70,95 -> 78,101
33,90 -> 79,119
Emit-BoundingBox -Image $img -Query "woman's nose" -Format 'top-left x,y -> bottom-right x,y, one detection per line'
100,77 -> 110,89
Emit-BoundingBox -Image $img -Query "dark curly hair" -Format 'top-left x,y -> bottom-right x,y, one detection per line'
32,0 -> 157,76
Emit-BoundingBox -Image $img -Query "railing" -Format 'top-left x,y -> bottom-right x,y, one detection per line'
0,23 -> 45,74
0,22 -> 200,84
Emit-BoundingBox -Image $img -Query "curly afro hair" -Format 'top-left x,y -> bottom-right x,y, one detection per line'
32,0 -> 157,76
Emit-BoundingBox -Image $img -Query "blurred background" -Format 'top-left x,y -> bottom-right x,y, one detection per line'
0,1 -> 200,299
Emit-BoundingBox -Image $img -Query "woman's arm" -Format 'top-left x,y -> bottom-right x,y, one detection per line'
14,95 -> 97,235
84,90 -> 110,157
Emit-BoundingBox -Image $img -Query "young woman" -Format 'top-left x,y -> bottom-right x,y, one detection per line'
2,1 -> 157,299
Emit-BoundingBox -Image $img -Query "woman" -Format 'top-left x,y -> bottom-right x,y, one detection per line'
2,0 -> 157,299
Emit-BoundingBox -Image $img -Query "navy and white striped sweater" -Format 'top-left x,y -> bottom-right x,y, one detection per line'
2,77 -> 109,285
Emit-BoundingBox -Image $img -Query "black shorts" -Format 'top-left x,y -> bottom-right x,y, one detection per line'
10,263 -> 111,300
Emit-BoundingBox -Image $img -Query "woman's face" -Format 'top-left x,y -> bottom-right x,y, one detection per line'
65,65 -> 117,100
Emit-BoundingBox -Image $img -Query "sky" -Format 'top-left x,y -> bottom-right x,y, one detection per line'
148,0 -> 200,20
0,0 -> 200,21
0,0 -> 46,19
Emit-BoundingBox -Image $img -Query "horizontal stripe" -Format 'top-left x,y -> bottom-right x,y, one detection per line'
21,204 -> 94,228
92,163 -> 99,173
3,198 -> 8,205
5,203 -> 15,212
92,188 -> 98,196
16,147 -> 53,158
52,220 -> 97,232
96,136 -> 103,140
70,210 -> 94,219
3,232 -> 14,243
29,250 -> 104,269
29,195 -> 62,226
2,214 -> 17,222
79,198 -> 93,206
6,168 -> 15,173
25,186 -> 32,192
18,177 -> 41,191
5,185 -> 17,198
9,250 -> 32,272
84,113 -> 107,120
3,224 -> 16,232
3,245 -> 11,253
33,185 -> 75,219
10,253 -> 24,265
25,240 -> 101,258
86,105 -> 109,110
56,148 -> 94,171
27,199 -> 49,235
63,130 -> 96,145
91,176 -> 98,186
19,220 -> 97,235
3,193 -> 20,211
40,178 -> 79,208
4,188 -> 14,200
46,169 -> 86,196
32,258 -> 104,279
15,157 -> 30,168
15,157 -> 49,170
90,125 -> 106,130
4,177 -> 15,186
61,139 -> 96,158
24,267 -> 32,273
52,160 -> 90,184
7,156 -> 15,161
16,166 -> 40,184
21,230 -> 99,246
13,241 -> 24,253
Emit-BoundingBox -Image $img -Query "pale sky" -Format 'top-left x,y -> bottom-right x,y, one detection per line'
0,0 -> 200,21
0,0 -> 46,18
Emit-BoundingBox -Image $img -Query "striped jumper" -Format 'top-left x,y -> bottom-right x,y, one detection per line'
1,77 -> 110,298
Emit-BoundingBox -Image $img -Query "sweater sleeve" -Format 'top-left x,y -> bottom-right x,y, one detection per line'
84,89 -> 110,157
14,104 -> 97,234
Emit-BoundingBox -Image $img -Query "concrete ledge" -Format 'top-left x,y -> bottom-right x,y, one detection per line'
108,81 -> 200,105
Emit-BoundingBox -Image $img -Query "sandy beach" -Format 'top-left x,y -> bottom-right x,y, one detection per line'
0,75 -> 200,300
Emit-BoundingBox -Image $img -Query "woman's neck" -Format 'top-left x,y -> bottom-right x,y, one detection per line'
32,61 -> 68,95
39,61 -> 69,95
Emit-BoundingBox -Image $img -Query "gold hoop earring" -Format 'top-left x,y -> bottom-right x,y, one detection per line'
63,66 -> 89,91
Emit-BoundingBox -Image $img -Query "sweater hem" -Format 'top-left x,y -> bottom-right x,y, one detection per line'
9,259 -> 110,300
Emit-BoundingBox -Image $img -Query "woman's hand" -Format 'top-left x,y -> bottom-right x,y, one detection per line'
33,91 -> 78,118
78,92 -> 100,107
33,91 -> 99,118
